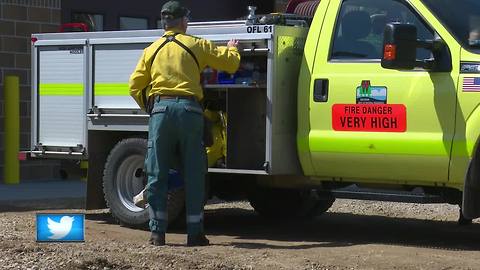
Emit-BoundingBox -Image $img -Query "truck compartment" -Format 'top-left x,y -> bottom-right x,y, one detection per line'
226,88 -> 266,170
31,21 -> 308,175
203,54 -> 268,171
204,87 -> 267,171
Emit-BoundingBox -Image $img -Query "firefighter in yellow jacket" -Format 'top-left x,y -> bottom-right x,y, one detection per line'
129,1 -> 240,246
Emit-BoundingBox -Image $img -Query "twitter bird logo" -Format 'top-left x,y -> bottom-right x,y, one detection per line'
47,216 -> 75,239
37,214 -> 84,242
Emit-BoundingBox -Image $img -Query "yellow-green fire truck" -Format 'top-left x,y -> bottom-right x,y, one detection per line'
29,0 -> 480,227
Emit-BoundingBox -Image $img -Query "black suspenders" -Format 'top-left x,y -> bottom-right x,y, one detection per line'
141,33 -> 200,111
149,32 -> 200,70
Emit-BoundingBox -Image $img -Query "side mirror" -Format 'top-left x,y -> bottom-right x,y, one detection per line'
381,23 -> 417,70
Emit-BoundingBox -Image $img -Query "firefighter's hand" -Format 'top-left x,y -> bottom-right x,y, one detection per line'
227,39 -> 239,49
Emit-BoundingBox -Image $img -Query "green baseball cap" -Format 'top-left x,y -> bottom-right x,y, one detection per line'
161,1 -> 190,19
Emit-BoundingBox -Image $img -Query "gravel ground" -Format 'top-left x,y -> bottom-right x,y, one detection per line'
1,199 -> 480,270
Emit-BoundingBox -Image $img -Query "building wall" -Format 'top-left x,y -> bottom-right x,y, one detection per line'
0,0 -> 62,181
61,0 -> 276,31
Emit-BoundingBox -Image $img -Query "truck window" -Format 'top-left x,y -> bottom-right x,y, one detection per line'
331,0 -> 434,60
119,17 -> 149,30
422,0 -> 480,52
71,13 -> 104,31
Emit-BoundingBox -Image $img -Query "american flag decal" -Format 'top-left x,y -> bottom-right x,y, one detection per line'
463,77 -> 480,92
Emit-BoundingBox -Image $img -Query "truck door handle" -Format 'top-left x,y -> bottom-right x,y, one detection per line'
313,79 -> 329,102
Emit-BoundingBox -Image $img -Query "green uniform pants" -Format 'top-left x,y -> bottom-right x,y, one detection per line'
145,97 -> 207,236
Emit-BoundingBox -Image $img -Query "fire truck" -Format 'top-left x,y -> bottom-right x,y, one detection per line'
29,0 -> 480,226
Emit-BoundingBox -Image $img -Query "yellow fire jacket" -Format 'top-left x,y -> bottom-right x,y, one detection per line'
129,29 -> 241,109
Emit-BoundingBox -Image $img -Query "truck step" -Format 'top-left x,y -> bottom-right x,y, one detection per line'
318,186 -> 446,204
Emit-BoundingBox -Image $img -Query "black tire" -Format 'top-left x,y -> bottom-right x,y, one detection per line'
248,188 -> 334,219
103,138 -> 185,228
310,195 -> 335,216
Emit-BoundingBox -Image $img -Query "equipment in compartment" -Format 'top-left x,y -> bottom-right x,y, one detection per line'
202,52 -> 267,171
202,55 -> 267,86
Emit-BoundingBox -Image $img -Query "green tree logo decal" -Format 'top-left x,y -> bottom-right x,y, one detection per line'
360,80 -> 372,97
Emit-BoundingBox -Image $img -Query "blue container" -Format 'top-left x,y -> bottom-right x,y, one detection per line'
217,72 -> 237,84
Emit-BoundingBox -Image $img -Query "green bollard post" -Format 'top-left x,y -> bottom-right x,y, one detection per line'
4,75 -> 20,185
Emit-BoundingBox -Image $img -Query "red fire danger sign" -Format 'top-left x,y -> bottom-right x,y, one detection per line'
332,104 -> 407,132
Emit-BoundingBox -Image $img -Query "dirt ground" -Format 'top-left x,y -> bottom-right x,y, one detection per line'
1,199 -> 480,270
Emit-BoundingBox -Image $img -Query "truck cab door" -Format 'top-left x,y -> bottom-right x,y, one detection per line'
307,0 -> 460,183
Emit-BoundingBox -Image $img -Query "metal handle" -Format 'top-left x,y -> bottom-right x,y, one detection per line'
242,48 -> 269,53
31,151 -> 84,156
188,20 -> 247,27
313,79 -> 329,102
87,114 -> 149,118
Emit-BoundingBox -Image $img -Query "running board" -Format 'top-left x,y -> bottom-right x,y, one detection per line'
318,186 -> 446,204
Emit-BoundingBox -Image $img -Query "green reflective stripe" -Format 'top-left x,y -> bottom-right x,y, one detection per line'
309,131 -> 449,156
95,83 -> 130,96
39,83 -> 83,96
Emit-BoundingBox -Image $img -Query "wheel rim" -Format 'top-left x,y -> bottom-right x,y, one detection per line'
115,154 -> 146,212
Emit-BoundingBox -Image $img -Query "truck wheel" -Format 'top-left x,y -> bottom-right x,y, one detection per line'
311,195 -> 335,216
248,188 -> 333,218
103,138 -> 185,228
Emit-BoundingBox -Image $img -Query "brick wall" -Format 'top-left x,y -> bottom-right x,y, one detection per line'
0,0 -> 61,181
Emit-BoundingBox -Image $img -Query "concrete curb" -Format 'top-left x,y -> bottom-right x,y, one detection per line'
0,180 -> 86,211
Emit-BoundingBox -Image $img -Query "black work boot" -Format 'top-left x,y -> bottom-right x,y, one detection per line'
187,233 -> 210,247
149,232 -> 165,246
458,209 -> 473,226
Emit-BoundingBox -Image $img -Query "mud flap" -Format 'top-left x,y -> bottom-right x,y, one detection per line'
462,158 -> 480,219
